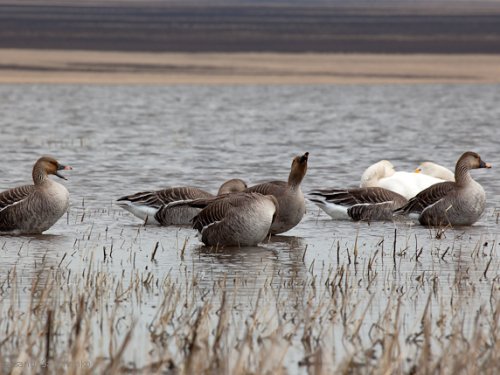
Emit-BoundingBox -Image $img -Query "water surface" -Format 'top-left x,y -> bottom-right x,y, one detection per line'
0,84 -> 499,372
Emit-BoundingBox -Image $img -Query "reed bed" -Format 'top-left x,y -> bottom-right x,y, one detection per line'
0,207 -> 498,375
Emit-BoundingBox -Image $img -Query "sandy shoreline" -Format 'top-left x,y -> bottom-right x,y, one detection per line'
2,49 -> 500,84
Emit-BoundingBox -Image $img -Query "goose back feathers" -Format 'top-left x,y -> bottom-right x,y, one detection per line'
0,185 -> 35,210
187,192 -> 278,247
116,178 -> 247,225
308,187 -> 407,221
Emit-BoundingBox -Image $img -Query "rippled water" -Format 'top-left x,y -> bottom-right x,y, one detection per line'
0,84 -> 499,371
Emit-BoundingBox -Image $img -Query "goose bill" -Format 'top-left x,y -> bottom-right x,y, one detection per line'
56,164 -> 72,180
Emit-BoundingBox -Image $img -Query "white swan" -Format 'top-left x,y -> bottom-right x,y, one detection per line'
360,160 -> 447,199
415,161 -> 455,181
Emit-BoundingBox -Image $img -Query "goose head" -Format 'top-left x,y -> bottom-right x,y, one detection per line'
217,178 -> 248,195
456,151 -> 491,171
288,152 -> 309,187
33,156 -> 72,184
455,151 -> 491,184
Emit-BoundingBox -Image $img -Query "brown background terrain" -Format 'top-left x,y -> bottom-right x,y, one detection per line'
1,0 -> 500,84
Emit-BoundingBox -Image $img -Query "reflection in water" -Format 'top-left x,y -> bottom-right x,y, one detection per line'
190,235 -> 308,299
194,243 -> 279,261
266,234 -> 305,247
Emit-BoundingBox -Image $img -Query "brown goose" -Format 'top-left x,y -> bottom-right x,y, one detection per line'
0,156 -> 72,234
394,151 -> 491,226
186,192 -> 278,247
245,152 -> 308,234
308,187 -> 407,221
116,178 -> 247,225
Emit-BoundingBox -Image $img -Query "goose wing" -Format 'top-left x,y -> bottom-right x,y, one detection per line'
245,181 -> 286,196
394,181 -> 456,215
191,193 -> 260,232
191,196 -> 237,232
0,185 -> 34,211
117,186 -> 212,208
308,187 -> 407,221
309,187 -> 405,206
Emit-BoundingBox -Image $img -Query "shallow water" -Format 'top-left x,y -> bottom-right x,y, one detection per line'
0,84 -> 499,372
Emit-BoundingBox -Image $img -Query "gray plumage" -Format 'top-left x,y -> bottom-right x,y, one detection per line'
393,182 -> 455,215
0,185 -> 35,210
119,186 -> 212,209
394,151 -> 491,226
0,156 -> 71,234
116,179 -> 247,225
245,152 -> 308,234
117,186 -> 212,225
308,187 -> 407,221
187,192 -> 278,247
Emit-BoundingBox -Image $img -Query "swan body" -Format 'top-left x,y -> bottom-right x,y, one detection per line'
361,160 -> 446,199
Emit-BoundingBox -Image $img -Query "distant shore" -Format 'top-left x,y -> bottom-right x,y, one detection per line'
1,49 -> 500,84
2,1 -> 500,85
1,2 -> 500,54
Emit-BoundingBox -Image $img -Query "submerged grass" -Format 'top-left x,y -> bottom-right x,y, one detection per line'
0,210 -> 499,374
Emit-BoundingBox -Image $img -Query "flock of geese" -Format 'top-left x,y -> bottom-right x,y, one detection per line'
0,151 -> 492,247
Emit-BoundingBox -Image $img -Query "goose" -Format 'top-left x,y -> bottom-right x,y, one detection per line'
116,178 -> 247,225
184,192 -> 279,247
415,161 -> 455,181
360,160 -> 447,199
0,156 -> 72,234
308,187 -> 407,221
394,151 -> 491,226
245,152 -> 308,234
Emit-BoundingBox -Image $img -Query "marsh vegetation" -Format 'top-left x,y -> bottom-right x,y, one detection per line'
0,206 -> 499,374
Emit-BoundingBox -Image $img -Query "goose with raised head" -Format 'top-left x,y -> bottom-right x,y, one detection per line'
308,187 -> 407,221
116,178 -> 247,225
0,156 -> 72,234
186,192 -> 278,247
415,161 -> 455,181
394,151 -> 491,226
360,160 -> 447,199
245,152 -> 308,234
